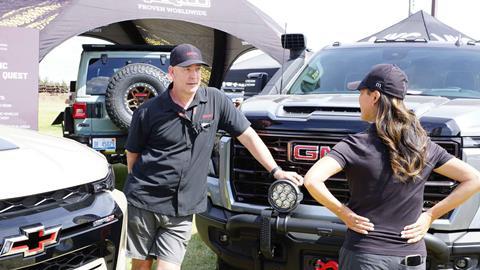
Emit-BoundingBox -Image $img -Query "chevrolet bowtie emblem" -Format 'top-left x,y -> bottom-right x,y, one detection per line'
0,224 -> 61,258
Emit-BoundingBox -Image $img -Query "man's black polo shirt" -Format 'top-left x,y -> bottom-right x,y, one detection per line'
124,86 -> 250,216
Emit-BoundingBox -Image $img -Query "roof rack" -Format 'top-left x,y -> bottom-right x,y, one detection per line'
466,40 -> 480,46
332,41 -> 341,47
374,38 -> 428,43
82,44 -> 175,52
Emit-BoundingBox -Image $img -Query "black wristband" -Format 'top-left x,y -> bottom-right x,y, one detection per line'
269,166 -> 282,178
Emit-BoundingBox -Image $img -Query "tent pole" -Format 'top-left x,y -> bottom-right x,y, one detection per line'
431,0 -> 437,17
208,29 -> 227,88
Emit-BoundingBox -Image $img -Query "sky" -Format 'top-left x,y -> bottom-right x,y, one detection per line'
39,0 -> 480,83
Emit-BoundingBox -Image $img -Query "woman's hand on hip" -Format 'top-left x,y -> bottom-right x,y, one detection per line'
340,207 -> 374,235
401,212 -> 433,243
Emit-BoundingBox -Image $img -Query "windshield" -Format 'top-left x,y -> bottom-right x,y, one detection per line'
86,57 -> 169,95
288,46 -> 480,99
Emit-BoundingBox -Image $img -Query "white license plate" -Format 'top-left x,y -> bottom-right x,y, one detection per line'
92,138 -> 116,151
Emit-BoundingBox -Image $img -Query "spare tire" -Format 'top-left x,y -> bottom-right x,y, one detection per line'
105,63 -> 170,130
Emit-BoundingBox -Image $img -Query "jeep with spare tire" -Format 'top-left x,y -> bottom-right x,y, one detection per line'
58,44 -> 173,163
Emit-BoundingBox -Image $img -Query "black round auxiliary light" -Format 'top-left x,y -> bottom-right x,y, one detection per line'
267,179 -> 303,213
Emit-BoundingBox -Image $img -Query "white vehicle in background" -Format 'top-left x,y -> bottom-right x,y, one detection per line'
0,125 -> 127,270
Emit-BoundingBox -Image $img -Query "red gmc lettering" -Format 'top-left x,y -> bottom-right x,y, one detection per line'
319,146 -> 331,158
293,145 -> 319,161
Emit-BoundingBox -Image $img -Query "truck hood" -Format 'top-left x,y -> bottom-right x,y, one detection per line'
241,94 -> 480,136
0,126 -> 109,200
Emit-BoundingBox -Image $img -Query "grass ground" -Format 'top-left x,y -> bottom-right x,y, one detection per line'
38,93 -> 217,269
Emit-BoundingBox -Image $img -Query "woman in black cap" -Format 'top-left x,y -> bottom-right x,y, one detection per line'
304,64 -> 480,269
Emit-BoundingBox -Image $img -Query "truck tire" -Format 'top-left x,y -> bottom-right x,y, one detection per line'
105,63 -> 170,130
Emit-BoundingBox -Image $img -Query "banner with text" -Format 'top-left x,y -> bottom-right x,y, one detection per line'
0,26 -> 39,130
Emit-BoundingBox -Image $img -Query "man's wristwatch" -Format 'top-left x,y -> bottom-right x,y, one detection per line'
269,166 -> 282,178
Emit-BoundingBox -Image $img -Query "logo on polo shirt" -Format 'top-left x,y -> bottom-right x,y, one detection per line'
288,142 -> 331,163
201,113 -> 213,120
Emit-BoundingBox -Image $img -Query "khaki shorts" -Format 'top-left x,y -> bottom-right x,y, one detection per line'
126,204 -> 193,265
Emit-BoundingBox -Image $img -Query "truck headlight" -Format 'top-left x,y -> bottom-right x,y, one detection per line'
268,180 -> 303,213
91,165 -> 115,193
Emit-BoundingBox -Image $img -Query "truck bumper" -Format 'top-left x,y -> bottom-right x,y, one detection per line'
197,200 -> 480,270
63,133 -> 127,164
196,200 -> 343,270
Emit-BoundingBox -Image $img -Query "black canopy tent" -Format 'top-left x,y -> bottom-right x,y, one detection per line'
0,0 -> 285,88
360,10 -> 474,42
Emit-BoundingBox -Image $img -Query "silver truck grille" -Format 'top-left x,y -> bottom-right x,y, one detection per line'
231,132 -> 460,216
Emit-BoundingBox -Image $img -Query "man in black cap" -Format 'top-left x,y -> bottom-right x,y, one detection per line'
124,43 -> 303,270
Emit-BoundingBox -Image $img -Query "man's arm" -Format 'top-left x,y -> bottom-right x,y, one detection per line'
126,150 -> 140,174
236,127 -> 303,185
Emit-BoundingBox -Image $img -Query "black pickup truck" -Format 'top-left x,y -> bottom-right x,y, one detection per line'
196,35 -> 480,270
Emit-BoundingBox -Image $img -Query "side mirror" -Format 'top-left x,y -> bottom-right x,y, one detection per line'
69,81 -> 77,92
281,34 -> 307,60
244,72 -> 269,97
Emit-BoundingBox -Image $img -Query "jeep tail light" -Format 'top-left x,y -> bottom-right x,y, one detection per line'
72,102 -> 87,119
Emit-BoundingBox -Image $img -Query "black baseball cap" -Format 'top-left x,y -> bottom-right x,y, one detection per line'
349,64 -> 408,99
170,43 -> 209,67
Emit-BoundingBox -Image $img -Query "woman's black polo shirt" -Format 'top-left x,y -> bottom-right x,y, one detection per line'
328,124 -> 453,257
124,86 -> 250,216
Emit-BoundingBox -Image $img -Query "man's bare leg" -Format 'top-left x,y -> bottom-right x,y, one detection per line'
156,258 -> 181,270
